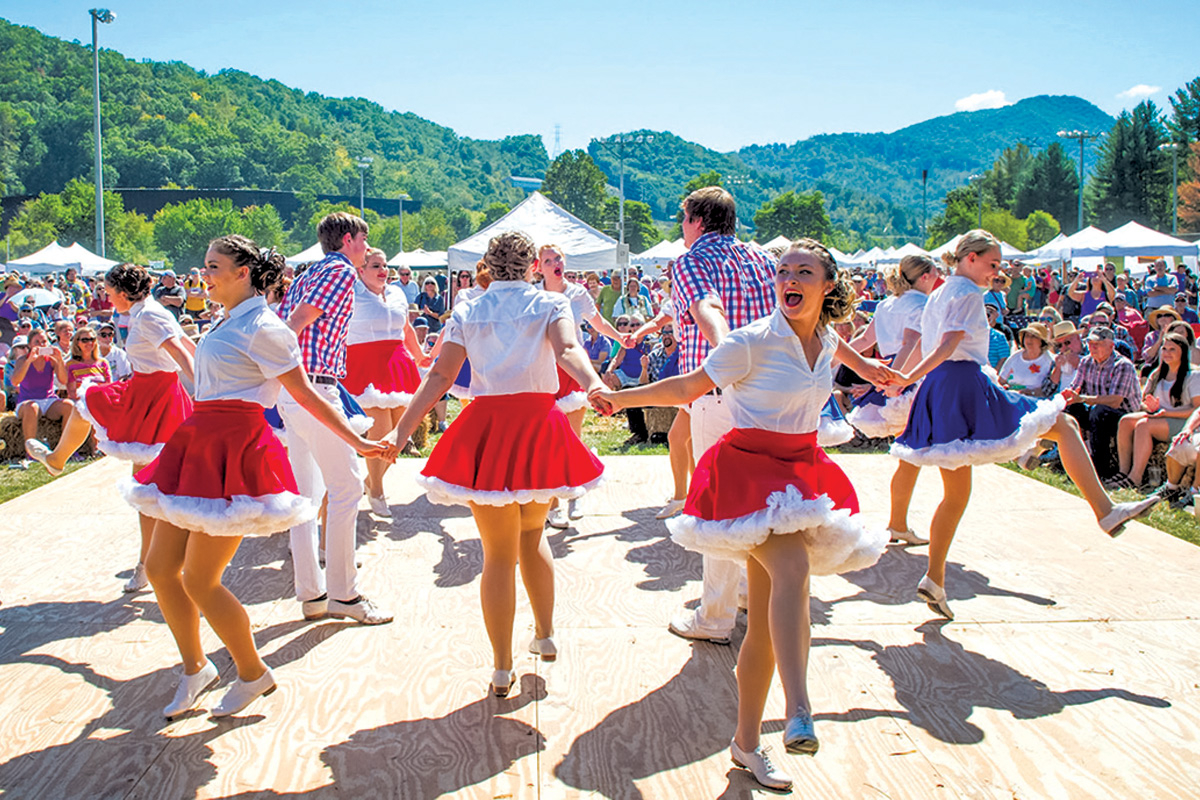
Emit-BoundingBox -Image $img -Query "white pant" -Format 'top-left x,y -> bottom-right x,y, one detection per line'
689,394 -> 743,634
278,385 -> 364,603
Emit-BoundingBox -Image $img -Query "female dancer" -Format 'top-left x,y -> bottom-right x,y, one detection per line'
122,235 -> 395,718
26,263 -> 195,593
890,231 -> 1159,620
846,255 -> 940,545
594,239 -> 892,790
342,247 -> 426,515
537,244 -> 627,527
391,232 -> 605,698
1112,332 -> 1200,489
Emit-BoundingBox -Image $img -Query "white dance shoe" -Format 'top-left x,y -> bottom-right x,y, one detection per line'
123,563 -> 149,593
1099,496 -> 1160,537
211,668 -> 276,717
367,494 -> 392,517
730,740 -> 793,790
655,498 -> 686,519
916,574 -> 953,620
547,506 -> 570,529
164,659 -> 219,719
491,669 -> 516,698
887,527 -> 928,545
528,635 -> 557,661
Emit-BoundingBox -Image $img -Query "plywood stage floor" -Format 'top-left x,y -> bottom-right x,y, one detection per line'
0,454 -> 1198,799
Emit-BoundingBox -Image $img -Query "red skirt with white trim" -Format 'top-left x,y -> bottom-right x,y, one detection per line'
419,392 -> 604,506
120,400 -> 317,537
76,370 -> 193,463
554,365 -> 587,413
343,339 -> 421,408
666,428 -> 887,574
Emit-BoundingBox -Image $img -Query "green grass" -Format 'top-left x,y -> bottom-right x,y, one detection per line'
0,456 -> 101,504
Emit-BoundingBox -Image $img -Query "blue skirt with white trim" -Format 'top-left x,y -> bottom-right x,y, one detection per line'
890,360 -> 1063,469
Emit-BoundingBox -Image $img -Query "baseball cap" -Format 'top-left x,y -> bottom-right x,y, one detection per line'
1087,326 -> 1115,342
10,335 -> 28,348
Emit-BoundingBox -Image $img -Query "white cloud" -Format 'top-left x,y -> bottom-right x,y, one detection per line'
1117,84 -> 1161,100
955,90 -> 1010,112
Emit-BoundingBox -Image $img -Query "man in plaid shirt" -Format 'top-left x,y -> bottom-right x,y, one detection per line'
668,186 -> 776,645
278,212 -> 392,625
1062,325 -> 1140,479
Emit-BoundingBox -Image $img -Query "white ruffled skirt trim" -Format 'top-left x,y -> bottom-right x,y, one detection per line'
416,473 -> 604,508
817,417 -> 855,447
847,391 -> 915,440
354,384 -> 414,409
555,391 -> 588,414
348,414 -> 373,435
75,390 -> 164,463
666,486 -> 888,575
890,394 -> 1064,469
118,478 -> 319,537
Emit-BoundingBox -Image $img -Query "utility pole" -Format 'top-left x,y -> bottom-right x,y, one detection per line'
591,134 -> 655,247
90,8 -> 116,257
1058,129 -> 1100,232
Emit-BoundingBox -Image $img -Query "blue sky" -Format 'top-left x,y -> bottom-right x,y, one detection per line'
3,1 -> 1198,155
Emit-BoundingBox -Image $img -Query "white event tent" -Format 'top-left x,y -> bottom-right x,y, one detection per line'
448,192 -> 618,274
389,249 -> 448,269
758,235 -> 792,251
7,241 -> 119,276
1070,221 -> 1199,259
285,242 -> 326,266
631,238 -> 687,271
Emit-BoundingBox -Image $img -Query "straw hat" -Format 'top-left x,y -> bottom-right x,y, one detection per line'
1148,306 -> 1183,327
1052,320 -> 1080,341
1019,321 -> 1051,346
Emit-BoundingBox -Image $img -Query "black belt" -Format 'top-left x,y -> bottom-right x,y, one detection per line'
308,374 -> 337,386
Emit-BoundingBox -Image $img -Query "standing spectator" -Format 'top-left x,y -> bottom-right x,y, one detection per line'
1173,261 -> 1191,294
391,266 -> 420,305
584,271 -> 603,305
596,269 -> 623,321
96,320 -> 132,381
43,275 -> 66,306
0,277 -> 21,351
983,274 -> 1009,318
1145,260 -> 1177,310
152,271 -> 186,319
612,274 -> 653,320
62,267 -> 90,311
415,277 -> 446,332
667,186 -> 776,645
278,211 -> 392,625
1062,326 -> 1141,479
1005,261 -> 1030,314
182,267 -> 208,318
984,303 -> 1011,370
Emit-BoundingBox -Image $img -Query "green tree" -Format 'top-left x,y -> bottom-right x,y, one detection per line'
241,205 -> 286,249
153,198 -> 244,268
1023,209 -> 1061,248
753,190 -> 832,242
1014,143 -> 1080,232
6,178 -> 158,262
981,143 -> 1033,210
1089,100 -> 1170,229
925,185 -> 986,248
482,202 -> 511,227
1168,76 -> 1200,143
403,206 -> 456,251
540,150 -> 608,227
980,208 -> 1028,250
601,198 -> 662,252
673,170 -> 724,226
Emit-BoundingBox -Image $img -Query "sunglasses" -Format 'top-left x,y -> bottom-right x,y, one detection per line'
99,331 -> 114,338
78,337 -> 96,342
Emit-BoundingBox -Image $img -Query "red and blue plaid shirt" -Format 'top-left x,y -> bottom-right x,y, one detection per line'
671,232 -> 776,372
279,251 -> 356,378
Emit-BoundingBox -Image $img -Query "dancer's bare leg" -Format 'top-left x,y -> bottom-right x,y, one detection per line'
888,460 -> 921,533
927,466 -> 971,586
517,501 -> 554,639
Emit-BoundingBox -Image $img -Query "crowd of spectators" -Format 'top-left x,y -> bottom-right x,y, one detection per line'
8,252 -> 1200,509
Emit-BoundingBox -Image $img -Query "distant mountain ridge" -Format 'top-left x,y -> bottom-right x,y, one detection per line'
0,17 -> 1113,241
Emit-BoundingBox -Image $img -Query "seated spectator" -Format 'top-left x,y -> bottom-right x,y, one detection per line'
52,319 -> 74,357
96,321 -> 132,382
1111,332 -> 1200,490
1145,260 -> 1176,310
582,321 -> 613,373
3,334 -> 28,410
1115,273 -> 1140,310
415,277 -> 446,332
1112,293 -> 1144,329
984,274 -> 1009,318
1143,306 -> 1182,364
603,315 -> 650,445
998,322 -> 1054,396
1173,293 -> 1199,324
1062,326 -> 1141,479
1085,309 -> 1134,354
641,324 -> 680,383
584,272 -> 603,305
1050,321 -> 1084,393
1036,306 -> 1062,326
985,303 -> 1012,370
11,327 -> 73,453
1158,404 -> 1200,507
65,327 -> 110,401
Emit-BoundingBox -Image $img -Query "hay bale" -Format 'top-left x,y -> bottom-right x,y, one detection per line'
0,410 -> 97,461
645,406 -> 678,438
410,413 -> 428,450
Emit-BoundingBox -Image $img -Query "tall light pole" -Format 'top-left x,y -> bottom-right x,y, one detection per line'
90,8 -> 115,257
357,156 -> 374,215
397,192 -> 411,254
968,174 -> 984,228
591,134 -> 654,246
1058,129 -> 1100,232
1159,141 -> 1183,235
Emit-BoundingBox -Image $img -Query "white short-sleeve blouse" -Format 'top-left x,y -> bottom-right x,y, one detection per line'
193,296 -> 302,406
920,275 -> 989,365
346,281 -> 410,346
124,297 -> 186,373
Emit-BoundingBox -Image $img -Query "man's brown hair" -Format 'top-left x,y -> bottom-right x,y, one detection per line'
318,212 -> 369,254
682,187 -> 737,236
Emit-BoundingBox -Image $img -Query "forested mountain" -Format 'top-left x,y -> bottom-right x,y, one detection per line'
0,16 -> 1116,248
0,18 -> 545,209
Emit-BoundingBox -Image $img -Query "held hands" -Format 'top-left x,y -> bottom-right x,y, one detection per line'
356,438 -> 399,463
857,357 -> 904,389
587,385 -> 619,416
